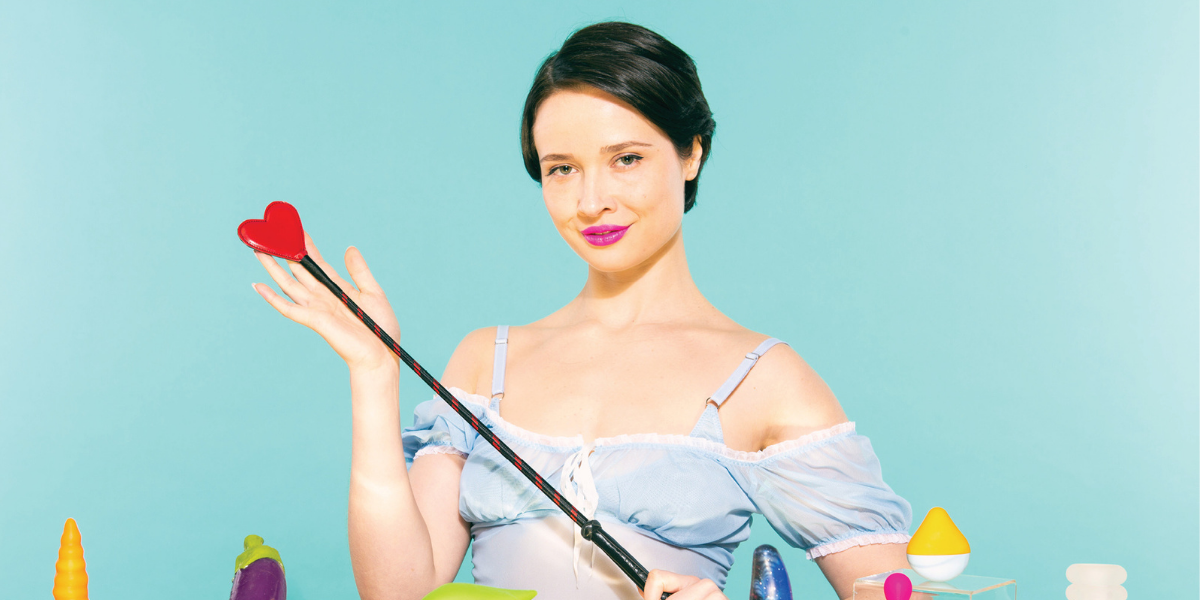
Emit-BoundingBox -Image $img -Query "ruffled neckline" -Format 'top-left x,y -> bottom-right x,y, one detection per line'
446,386 -> 857,463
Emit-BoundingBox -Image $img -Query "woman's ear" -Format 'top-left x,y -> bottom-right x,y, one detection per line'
683,135 -> 704,181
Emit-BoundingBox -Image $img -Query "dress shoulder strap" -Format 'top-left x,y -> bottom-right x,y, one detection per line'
708,337 -> 787,407
491,325 -> 509,398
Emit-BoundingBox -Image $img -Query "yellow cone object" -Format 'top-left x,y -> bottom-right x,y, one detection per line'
907,507 -> 970,582
907,507 -> 970,555
53,518 -> 89,600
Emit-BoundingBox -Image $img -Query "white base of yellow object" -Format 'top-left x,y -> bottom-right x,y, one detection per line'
908,553 -> 970,582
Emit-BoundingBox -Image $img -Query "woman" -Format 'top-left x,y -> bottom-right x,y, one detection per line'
252,22 -> 911,600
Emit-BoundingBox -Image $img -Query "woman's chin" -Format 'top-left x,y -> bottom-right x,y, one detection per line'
573,245 -> 648,273
575,239 -> 680,275
583,256 -> 644,274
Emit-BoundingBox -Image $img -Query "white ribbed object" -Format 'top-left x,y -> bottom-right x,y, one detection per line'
1066,583 -> 1127,600
1066,564 -> 1128,586
1066,564 -> 1127,600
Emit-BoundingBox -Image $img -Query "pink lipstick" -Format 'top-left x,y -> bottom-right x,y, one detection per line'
581,224 -> 630,247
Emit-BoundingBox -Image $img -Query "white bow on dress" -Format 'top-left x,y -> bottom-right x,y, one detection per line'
560,442 -> 599,586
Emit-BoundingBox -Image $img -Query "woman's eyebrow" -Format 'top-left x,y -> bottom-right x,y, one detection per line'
600,140 -> 652,153
539,141 -> 653,164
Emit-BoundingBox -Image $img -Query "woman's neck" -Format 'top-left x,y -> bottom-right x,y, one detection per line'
567,228 -> 711,329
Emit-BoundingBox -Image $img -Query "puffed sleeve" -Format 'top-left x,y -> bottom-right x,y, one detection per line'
730,422 -> 912,559
401,390 -> 484,467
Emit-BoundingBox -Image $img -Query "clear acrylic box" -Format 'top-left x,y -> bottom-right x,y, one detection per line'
853,569 -> 1016,600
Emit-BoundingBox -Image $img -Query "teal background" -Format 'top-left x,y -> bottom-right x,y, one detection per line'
1,2 -> 1196,599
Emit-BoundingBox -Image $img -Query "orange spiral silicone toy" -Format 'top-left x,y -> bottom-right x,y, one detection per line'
52,518 -> 88,600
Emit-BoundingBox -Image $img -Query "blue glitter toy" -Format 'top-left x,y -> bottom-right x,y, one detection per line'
749,545 -> 793,600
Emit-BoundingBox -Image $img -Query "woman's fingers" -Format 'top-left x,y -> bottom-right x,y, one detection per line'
643,570 -> 725,600
255,251 -> 312,304
686,579 -> 725,600
643,570 -> 667,600
250,243 -> 398,371
253,282 -> 314,326
345,246 -> 385,296
287,257 -> 329,297
304,232 -> 359,293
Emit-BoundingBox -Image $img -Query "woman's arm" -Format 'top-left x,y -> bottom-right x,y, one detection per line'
344,364 -> 470,600
346,363 -> 440,600
347,328 -> 490,599
815,544 -> 910,600
348,333 -> 488,599
740,345 -> 909,599
252,236 -> 476,600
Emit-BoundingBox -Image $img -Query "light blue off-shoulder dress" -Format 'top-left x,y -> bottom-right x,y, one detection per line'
402,327 -> 911,599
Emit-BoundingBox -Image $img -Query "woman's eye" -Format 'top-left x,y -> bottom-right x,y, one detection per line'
616,154 -> 642,167
549,165 -> 573,176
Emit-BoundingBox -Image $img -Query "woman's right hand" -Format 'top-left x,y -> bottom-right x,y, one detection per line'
252,232 -> 402,373
643,570 -> 726,600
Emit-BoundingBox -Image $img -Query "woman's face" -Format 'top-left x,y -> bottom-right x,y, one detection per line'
532,86 -> 702,273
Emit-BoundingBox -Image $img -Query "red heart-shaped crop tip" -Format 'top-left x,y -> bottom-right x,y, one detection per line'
238,201 -> 307,261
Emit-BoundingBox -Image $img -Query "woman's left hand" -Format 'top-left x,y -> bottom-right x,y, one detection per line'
643,569 -> 727,600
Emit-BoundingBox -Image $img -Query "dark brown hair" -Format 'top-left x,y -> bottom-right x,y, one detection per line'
520,22 -> 716,212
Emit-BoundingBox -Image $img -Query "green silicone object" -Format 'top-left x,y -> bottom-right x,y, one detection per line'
234,535 -> 285,573
421,583 -> 537,600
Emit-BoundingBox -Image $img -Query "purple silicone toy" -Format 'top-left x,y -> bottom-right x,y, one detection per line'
230,535 -> 286,600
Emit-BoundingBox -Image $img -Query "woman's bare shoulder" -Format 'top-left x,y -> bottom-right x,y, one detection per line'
439,326 -> 502,397
723,332 -> 850,450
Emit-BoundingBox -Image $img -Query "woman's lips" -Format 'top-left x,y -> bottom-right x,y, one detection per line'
581,224 -> 630,247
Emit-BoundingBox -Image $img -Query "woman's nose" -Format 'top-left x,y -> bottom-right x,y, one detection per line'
577,173 -> 616,217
